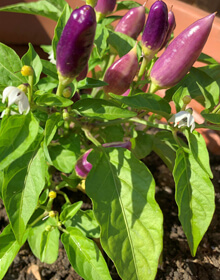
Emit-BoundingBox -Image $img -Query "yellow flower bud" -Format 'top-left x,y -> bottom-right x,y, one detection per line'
21,65 -> 33,76
49,191 -> 57,199
182,95 -> 192,105
45,225 -> 53,232
62,86 -> 72,98
49,211 -> 56,218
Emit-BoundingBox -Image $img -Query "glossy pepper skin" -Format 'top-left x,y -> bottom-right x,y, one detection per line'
115,5 -> 146,40
75,142 -> 131,178
56,5 -> 96,85
150,13 -> 215,91
159,9 -> 176,50
141,0 -> 168,59
103,47 -> 139,95
95,0 -> 116,15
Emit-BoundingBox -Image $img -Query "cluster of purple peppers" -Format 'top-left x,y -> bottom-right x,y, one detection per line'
55,0 -> 215,177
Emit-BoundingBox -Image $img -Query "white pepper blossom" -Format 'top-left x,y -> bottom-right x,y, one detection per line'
168,110 -> 195,133
1,86 -> 30,117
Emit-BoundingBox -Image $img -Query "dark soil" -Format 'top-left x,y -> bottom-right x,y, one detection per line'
1,151 -> 220,280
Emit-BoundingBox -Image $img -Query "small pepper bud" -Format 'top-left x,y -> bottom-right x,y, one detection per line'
62,86 -> 72,98
56,5 -> 96,86
49,191 -> 57,199
141,0 -> 168,60
95,0 -> 116,21
75,142 -> 131,178
150,13 -> 215,92
183,95 -> 192,105
49,211 -> 56,218
45,225 -> 54,232
115,5 -> 146,40
63,109 -> 69,121
103,46 -> 139,96
21,65 -> 34,77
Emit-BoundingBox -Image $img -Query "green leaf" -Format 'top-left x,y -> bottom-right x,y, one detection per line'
201,112 -> 220,124
2,140 -> 46,244
0,170 -> 3,199
0,224 -> 27,279
131,131 -> 153,159
45,0 -> 67,11
152,131 -> 179,171
0,43 -> 26,86
72,98 -> 136,120
116,1 -> 147,11
60,201 -> 83,223
77,77 -> 108,89
94,23 -> 109,57
100,125 -> 124,143
41,59 -> 58,80
64,209 -> 100,238
107,30 -> 136,57
101,15 -> 122,26
111,92 -> 171,117
28,217 -> 60,264
48,133 -> 80,173
36,93 -> 73,107
52,4 -> 72,59
197,53 -> 218,65
0,1 -> 61,21
21,43 -> 43,85
62,227 -> 112,280
0,113 -> 39,170
173,148 -> 215,256
184,130 -> 213,178
86,148 -> 163,280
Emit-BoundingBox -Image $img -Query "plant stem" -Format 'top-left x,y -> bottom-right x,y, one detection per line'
82,126 -> 101,146
56,81 -> 65,97
27,73 -> 34,103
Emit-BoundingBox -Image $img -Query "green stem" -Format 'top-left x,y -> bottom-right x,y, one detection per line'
28,73 -> 34,103
57,190 -> 71,204
56,81 -> 66,97
82,126 -> 101,146
138,56 -> 149,81
29,211 -> 48,227
212,103 -> 220,114
172,130 -> 183,147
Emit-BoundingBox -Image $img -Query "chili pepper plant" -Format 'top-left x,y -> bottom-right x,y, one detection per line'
0,1 -> 219,279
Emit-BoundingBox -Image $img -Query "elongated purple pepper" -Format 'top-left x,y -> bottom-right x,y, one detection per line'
115,5 -> 146,40
141,0 -> 168,59
75,142 -> 131,178
159,9 -> 176,50
150,13 -> 215,92
103,46 -> 139,95
56,5 -> 96,86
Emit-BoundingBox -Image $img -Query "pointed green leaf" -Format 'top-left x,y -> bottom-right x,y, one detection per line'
0,1 -> 61,21
0,113 -> 39,170
45,0 -> 67,11
72,98 -> 136,120
0,224 -> 26,279
28,217 -> 60,264
86,148 -> 163,280
116,1 -> 148,11
41,59 -> 58,80
111,92 -> 171,117
94,23 -> 109,57
184,130 -> 213,178
60,201 -> 83,223
0,43 -> 26,86
62,227 -> 112,280
173,148 -> 215,256
3,141 -> 46,244
77,78 -> 108,89
36,93 -> 73,107
21,43 -> 43,85
201,111 -> 220,124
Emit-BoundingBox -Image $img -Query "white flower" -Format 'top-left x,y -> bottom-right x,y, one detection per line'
1,86 -> 30,115
48,50 -> 56,65
168,110 -> 195,133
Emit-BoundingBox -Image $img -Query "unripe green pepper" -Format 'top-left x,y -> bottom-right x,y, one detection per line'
56,5 -> 96,86
150,13 -> 215,92
103,46 -> 139,96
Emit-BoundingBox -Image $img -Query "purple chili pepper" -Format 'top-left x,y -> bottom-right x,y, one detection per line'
76,63 -> 88,82
159,8 -> 176,50
75,142 -> 131,178
115,5 -> 146,40
103,46 -> 139,95
150,13 -> 215,92
141,0 -> 168,59
56,5 -> 96,84
95,0 -> 116,15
